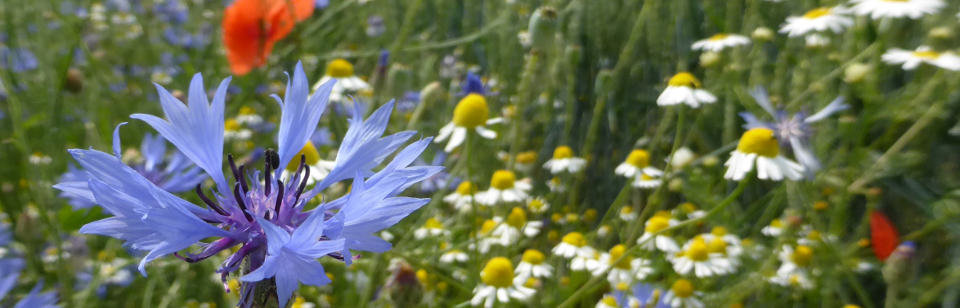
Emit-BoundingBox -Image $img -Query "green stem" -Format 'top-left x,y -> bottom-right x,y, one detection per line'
507,53 -> 541,169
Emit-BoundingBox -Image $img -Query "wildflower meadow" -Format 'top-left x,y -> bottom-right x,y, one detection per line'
3,0 -> 960,307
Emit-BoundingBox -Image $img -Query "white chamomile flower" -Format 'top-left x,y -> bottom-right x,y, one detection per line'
414,217 -> 450,240
312,58 -> 371,104
805,34 -> 830,48
526,197 -> 550,214
675,202 -> 706,220
223,119 -> 252,141
662,279 -> 704,308
282,142 -> 336,185
472,218 -> 506,253
29,152 -> 52,165
514,249 -> 553,283
440,249 -> 469,264
636,215 -> 680,253
492,207 -> 542,243
779,7 -> 853,37
619,205 -> 638,221
882,46 -> 960,71
769,245 -> 816,289
543,145 -> 587,174
547,177 -> 566,192
471,257 -> 535,308
615,149 -> 664,189
586,244 -> 655,286
699,227 -> 744,259
669,147 -> 696,169
724,128 -> 804,181
443,181 -> 477,212
656,72 -> 717,108
691,33 -> 750,52
668,237 -> 735,277
595,295 -> 621,308
477,170 -> 531,205
850,0 -> 944,19
235,106 -> 263,125
436,94 -> 502,152
552,232 -> 597,271
761,218 -> 785,237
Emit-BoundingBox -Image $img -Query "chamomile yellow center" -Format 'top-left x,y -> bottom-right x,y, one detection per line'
645,216 -> 671,233
490,170 -> 516,190
561,232 -> 586,247
424,218 -> 443,229
803,7 -> 831,19
325,58 -> 355,78
685,239 -> 710,261
239,106 -> 256,115
506,207 -> 528,228
609,244 -> 631,269
452,94 -> 490,128
285,142 -> 321,170
707,238 -> 728,255
708,33 -> 731,41
601,295 -> 618,306
712,226 -> 728,236
528,199 -> 545,210
521,249 -> 545,264
667,72 -> 702,88
455,181 -> 475,195
620,206 -> 633,216
480,219 -> 497,234
790,245 -> 814,267
737,128 -> 780,157
681,202 -> 698,213
770,218 -> 783,228
553,146 -> 574,159
224,118 -> 241,131
480,257 -> 515,288
912,50 -> 941,59
625,149 -> 651,168
516,151 -> 538,164
671,279 -> 695,298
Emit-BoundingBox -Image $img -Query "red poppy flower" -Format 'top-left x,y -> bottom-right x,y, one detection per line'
223,0 -> 314,75
870,211 -> 899,261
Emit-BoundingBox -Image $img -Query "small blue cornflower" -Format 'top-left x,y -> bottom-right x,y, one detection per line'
56,62 -> 439,307
0,224 -> 60,308
739,86 -> 848,177
57,130 -> 206,209
0,47 -> 38,73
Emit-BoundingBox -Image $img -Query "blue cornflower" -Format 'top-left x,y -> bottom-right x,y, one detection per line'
315,0 -> 329,9
739,86 -> 848,177
0,224 -> 60,308
56,62 -> 439,307
396,91 -> 420,112
57,129 -> 206,209
459,72 -> 487,96
153,0 -> 188,24
417,152 -> 458,194
0,47 -> 38,73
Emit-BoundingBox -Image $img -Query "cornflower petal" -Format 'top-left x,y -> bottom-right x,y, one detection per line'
131,74 -> 232,192
276,62 -> 334,171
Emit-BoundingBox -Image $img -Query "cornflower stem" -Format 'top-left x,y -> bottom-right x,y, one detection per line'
507,52 -> 541,169
848,70 -> 946,192
557,177 -> 750,308
568,91 -> 608,209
